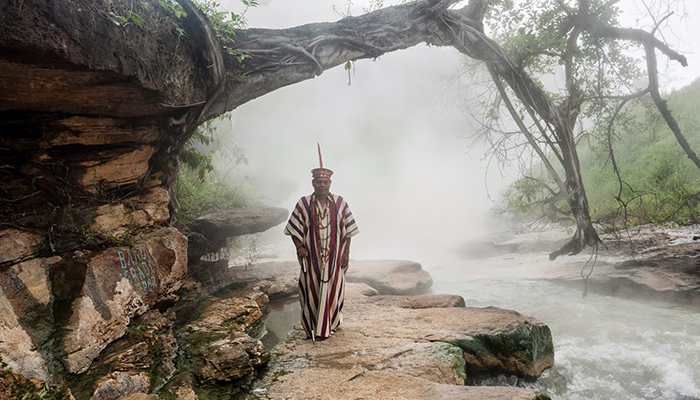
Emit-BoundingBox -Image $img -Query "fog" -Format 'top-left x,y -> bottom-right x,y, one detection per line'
222,4 -> 700,398
222,1 -> 516,263
217,0 -> 700,263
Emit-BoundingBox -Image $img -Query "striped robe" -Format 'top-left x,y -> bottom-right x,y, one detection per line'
284,193 -> 359,339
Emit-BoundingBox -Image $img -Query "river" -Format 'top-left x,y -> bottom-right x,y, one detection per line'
253,229 -> 700,400
432,278 -> 700,400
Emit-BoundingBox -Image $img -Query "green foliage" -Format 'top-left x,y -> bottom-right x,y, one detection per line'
179,125 -> 217,182
175,165 -> 258,229
106,10 -> 143,27
159,0 -> 188,19
21,383 -> 50,400
174,116 -> 259,229
505,79 -> 700,227
503,173 -> 571,224
194,0 -> 257,41
580,82 -> 700,226
126,325 -> 148,334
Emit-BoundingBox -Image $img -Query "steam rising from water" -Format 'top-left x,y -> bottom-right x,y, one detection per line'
226,2 -> 700,399
229,47 -> 513,261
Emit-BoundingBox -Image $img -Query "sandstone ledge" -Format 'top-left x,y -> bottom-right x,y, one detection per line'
248,291 -> 553,400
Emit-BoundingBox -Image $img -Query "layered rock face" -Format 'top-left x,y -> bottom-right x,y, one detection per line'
0,0 -> 203,386
0,228 -> 187,380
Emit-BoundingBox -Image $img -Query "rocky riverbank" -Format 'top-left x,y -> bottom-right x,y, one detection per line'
191,260 -> 554,400
452,224 -> 700,308
4,215 -> 698,399
247,286 -> 553,400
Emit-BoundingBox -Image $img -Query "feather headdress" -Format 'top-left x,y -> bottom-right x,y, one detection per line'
311,143 -> 333,179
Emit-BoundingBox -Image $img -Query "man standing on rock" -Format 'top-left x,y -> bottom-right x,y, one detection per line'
284,145 -> 359,341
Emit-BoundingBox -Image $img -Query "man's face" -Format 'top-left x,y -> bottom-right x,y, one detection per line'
312,177 -> 331,197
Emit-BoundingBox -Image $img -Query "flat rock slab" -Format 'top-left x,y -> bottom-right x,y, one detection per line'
193,207 -> 289,238
257,369 -> 546,400
248,293 -> 553,400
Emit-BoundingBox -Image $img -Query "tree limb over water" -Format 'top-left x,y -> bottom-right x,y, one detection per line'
0,0 -> 694,259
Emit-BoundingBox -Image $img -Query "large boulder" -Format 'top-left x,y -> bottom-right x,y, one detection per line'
0,227 -> 187,379
252,292 -> 553,400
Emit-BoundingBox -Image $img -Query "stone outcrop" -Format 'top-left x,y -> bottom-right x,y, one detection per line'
172,286 -> 271,397
250,291 -> 553,400
68,309 -> 177,400
0,370 -> 75,400
0,227 -> 187,380
186,207 -> 288,260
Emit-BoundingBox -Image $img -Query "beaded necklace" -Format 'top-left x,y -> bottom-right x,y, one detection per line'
314,198 -> 331,267
311,194 -> 337,282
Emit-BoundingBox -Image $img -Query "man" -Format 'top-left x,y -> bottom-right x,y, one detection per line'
284,150 -> 359,340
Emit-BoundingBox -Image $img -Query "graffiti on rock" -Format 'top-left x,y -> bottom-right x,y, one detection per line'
117,244 -> 157,296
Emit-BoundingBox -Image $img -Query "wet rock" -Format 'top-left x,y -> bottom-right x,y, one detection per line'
519,226 -> 700,306
255,369 -> 547,400
69,309 -> 177,400
358,293 -> 466,308
178,286 -> 270,389
251,293 -> 553,400
193,332 -> 269,383
346,260 -> 433,295
90,371 -> 150,400
344,303 -> 553,381
188,287 -> 269,337
0,371 -> 75,400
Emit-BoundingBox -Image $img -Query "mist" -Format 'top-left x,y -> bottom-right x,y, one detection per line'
213,3 -> 700,399
218,3 -> 516,264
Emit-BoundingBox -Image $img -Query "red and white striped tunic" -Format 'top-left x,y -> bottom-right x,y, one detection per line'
284,193 -> 359,339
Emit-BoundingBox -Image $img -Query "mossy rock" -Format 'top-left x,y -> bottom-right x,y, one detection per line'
449,322 -> 554,381
433,342 -> 467,384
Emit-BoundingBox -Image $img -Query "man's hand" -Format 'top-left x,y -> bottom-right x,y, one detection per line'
297,246 -> 309,258
340,251 -> 349,269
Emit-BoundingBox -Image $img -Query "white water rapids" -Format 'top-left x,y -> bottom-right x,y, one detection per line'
432,278 -> 700,400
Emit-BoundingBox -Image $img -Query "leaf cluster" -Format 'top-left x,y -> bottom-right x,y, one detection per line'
194,0 -> 258,43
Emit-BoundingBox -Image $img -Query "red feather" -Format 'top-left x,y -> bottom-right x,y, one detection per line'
317,143 -> 323,168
